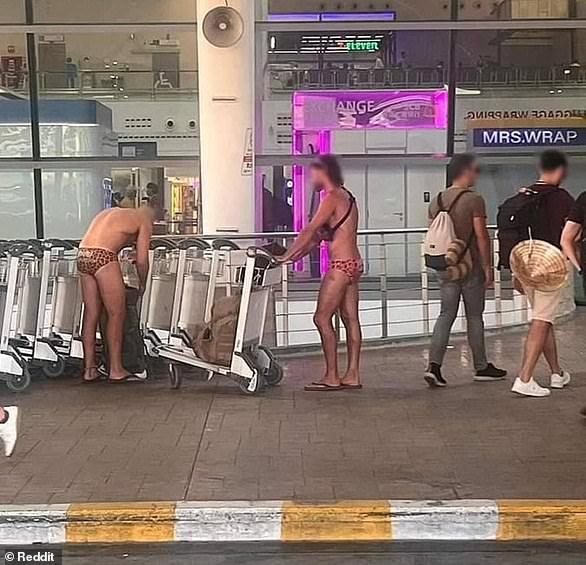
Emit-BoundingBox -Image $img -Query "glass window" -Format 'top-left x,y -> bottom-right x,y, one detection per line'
265,0 -> 451,21
42,163 -> 200,238
35,31 -> 198,158
0,35 -> 32,158
0,1 -> 25,23
454,29 -> 584,157
460,0 -> 572,20
265,29 -> 449,94
261,30 -> 449,162
34,0 -> 196,24
0,171 -> 35,239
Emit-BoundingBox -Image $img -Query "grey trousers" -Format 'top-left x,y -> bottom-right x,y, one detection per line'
429,271 -> 488,371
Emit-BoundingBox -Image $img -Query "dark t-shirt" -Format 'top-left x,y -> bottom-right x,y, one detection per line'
526,181 -> 575,248
567,191 -> 586,226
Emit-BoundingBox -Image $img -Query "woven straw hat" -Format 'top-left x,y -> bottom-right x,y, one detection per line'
510,239 -> 569,292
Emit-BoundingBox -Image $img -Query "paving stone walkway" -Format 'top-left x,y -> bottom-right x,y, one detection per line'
2,311 -> 586,504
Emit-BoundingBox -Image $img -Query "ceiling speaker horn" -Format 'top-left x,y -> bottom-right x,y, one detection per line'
202,6 -> 244,48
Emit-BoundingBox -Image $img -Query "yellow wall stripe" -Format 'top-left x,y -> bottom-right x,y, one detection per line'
281,501 -> 392,541
66,502 -> 176,544
498,500 -> 586,541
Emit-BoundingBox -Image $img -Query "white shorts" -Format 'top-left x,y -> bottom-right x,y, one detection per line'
524,285 -> 564,324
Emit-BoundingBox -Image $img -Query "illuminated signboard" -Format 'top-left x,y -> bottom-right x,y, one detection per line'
337,39 -> 381,52
473,127 -> 586,147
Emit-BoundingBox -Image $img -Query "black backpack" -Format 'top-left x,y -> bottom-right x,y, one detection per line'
497,188 -> 554,269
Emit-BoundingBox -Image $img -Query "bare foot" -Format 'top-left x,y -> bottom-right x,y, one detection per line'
340,370 -> 361,387
82,367 -> 100,383
313,373 -> 341,387
108,369 -> 132,382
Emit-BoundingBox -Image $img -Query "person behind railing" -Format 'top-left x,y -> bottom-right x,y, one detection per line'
425,153 -> 507,388
278,155 -> 363,392
65,57 -> 78,89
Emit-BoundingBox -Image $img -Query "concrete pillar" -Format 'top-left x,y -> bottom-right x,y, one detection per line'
196,0 -> 256,234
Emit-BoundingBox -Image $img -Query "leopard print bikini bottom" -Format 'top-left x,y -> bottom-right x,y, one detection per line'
77,247 -> 118,276
329,258 -> 364,283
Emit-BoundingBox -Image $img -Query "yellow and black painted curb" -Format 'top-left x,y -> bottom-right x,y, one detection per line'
2,500 -> 586,544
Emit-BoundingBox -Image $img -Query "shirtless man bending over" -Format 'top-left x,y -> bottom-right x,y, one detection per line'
77,204 -> 154,383
280,155 -> 363,391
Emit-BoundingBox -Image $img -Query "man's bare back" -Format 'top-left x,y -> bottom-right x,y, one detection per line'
80,208 -> 151,253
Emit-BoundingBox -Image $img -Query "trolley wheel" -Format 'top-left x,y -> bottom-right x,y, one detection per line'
169,364 -> 182,390
5,369 -> 32,393
41,357 -> 66,379
256,345 -> 283,387
264,362 -> 284,387
236,370 -> 264,395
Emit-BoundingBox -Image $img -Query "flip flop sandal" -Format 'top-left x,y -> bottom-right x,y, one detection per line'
341,383 -> 363,390
107,374 -> 145,384
304,382 -> 343,392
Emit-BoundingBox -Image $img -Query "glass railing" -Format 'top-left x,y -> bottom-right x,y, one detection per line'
267,65 -> 586,92
165,228 -> 574,351
0,70 -> 198,101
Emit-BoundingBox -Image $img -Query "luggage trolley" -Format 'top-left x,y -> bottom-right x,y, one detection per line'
167,238 -> 212,349
0,243 -> 35,391
141,238 -> 180,355
37,239 -> 82,375
157,246 -> 283,395
7,242 -> 65,374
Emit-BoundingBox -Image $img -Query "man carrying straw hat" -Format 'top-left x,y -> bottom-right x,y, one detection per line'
506,151 -> 574,398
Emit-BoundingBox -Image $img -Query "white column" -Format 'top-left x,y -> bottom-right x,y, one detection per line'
196,0 -> 256,234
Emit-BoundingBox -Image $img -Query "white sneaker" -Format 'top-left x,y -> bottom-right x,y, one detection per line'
550,370 -> 571,389
511,378 -> 551,398
0,407 -> 19,457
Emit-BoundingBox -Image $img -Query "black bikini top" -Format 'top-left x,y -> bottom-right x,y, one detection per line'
316,187 -> 356,242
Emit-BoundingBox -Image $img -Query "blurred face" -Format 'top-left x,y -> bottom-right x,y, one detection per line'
309,165 -> 327,192
552,165 -> 568,185
461,160 -> 480,187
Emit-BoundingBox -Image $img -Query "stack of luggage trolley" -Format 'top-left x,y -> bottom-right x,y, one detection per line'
0,236 -> 283,396
0,239 -> 84,392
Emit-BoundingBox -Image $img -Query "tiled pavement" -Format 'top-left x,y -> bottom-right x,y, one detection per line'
2,312 -> 586,505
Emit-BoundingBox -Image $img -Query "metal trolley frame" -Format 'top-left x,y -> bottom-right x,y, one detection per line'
156,246 -> 283,394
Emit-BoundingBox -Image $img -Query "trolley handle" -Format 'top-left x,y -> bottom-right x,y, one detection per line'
150,239 -> 177,251
212,239 -> 240,251
9,242 -> 44,259
177,238 -> 210,250
246,246 -> 279,268
43,238 -> 76,250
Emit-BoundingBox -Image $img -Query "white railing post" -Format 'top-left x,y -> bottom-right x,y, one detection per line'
380,235 -> 388,339
493,232 -> 502,328
421,241 -> 430,335
281,236 -> 289,348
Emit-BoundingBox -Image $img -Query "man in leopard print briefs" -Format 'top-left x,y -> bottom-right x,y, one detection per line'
279,155 -> 363,391
77,204 -> 155,383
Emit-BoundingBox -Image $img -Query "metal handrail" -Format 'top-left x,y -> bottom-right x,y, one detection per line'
155,227 -> 556,351
164,226 -> 498,240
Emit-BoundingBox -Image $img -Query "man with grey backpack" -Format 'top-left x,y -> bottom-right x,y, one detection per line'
424,153 -> 507,387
